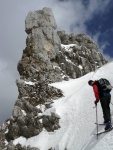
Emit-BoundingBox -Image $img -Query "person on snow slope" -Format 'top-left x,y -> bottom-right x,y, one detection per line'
88,80 -> 112,130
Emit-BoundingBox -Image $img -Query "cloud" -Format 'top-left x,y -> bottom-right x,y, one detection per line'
100,41 -> 110,51
0,59 -> 18,124
0,0 -> 112,124
99,41 -> 113,61
91,32 -> 101,43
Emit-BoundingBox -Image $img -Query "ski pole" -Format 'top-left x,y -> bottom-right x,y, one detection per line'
96,105 -> 98,140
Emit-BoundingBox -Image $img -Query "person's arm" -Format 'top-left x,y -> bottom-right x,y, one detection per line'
93,85 -> 99,102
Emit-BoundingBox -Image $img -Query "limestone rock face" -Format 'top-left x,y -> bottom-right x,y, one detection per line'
25,7 -> 57,32
56,31 -> 107,78
18,7 -> 63,83
0,7 -> 107,150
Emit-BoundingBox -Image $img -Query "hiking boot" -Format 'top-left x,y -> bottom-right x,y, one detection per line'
105,121 -> 112,131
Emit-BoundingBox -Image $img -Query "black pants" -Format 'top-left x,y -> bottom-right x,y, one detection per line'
100,96 -> 111,123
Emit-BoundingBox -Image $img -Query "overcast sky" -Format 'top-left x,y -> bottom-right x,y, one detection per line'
0,0 -> 113,125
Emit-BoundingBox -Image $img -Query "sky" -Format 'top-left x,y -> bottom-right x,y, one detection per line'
13,62 -> 113,150
0,0 -> 113,125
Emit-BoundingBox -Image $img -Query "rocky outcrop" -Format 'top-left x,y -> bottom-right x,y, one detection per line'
18,7 -> 64,83
56,31 -> 107,78
0,7 -> 107,150
17,8 -> 107,82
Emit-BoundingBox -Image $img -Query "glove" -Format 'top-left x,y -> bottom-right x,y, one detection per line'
94,101 -> 97,105
94,99 -> 99,105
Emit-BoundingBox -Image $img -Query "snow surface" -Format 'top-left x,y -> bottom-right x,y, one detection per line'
14,62 -> 113,150
61,44 -> 81,51
24,81 -> 35,85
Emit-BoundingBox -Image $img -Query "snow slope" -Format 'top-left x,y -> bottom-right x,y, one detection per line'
14,62 -> 113,150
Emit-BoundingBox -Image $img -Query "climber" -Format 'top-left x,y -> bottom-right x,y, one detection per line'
88,79 -> 112,130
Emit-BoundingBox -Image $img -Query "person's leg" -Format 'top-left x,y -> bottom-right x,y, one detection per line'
106,96 -> 111,122
100,97 -> 111,123
100,96 -> 112,130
